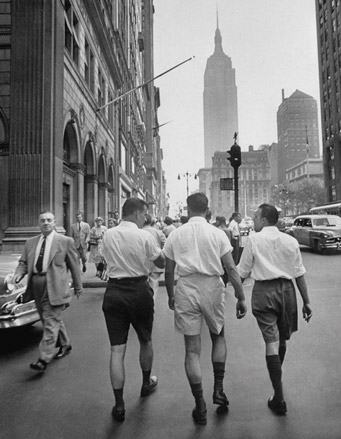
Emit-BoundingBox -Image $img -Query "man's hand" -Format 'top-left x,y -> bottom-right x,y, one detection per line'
14,274 -> 24,284
236,299 -> 247,319
303,303 -> 312,322
168,296 -> 175,311
74,289 -> 82,299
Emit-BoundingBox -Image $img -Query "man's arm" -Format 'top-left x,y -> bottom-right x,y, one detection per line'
165,257 -> 176,310
153,251 -> 165,269
295,275 -> 312,322
14,246 -> 28,283
65,239 -> 83,298
221,251 -> 247,319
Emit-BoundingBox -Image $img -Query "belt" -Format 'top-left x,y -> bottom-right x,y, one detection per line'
108,276 -> 147,284
32,272 -> 47,276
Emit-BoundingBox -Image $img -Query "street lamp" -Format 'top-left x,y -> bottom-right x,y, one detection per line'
178,171 -> 198,198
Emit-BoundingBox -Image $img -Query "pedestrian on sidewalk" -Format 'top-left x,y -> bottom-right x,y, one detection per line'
143,213 -> 166,299
70,212 -> 90,273
88,217 -> 107,276
227,212 -> 242,264
238,203 -> 312,415
14,211 -> 82,373
163,192 -> 246,426
101,198 -> 164,422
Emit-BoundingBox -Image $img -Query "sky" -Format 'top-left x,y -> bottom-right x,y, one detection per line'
152,0 -> 321,216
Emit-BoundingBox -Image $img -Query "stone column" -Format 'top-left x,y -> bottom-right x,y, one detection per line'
3,0 -> 64,251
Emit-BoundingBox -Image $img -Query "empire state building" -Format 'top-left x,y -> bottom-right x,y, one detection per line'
203,18 -> 238,168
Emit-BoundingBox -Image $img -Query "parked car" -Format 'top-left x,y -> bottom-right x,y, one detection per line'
0,274 -> 40,329
285,214 -> 341,253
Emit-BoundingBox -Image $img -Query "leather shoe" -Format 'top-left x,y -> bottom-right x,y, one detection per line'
30,359 -> 47,372
55,344 -> 72,359
112,406 -> 125,422
268,396 -> 287,415
192,407 -> 207,425
213,390 -> 229,406
140,375 -> 158,397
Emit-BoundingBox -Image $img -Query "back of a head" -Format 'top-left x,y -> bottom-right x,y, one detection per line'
259,204 -> 279,225
187,192 -> 208,214
164,216 -> 173,226
180,215 -> 188,225
218,216 -> 227,227
122,197 -> 148,218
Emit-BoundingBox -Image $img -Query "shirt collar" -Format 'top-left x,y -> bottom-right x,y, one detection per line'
119,220 -> 139,229
260,226 -> 279,234
188,216 -> 207,223
40,230 -> 56,241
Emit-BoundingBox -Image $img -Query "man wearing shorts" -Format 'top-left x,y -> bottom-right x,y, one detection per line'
238,204 -> 312,415
164,192 -> 246,425
101,198 -> 164,422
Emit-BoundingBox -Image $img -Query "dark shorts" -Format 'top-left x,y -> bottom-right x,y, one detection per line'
252,279 -> 298,343
102,277 -> 154,346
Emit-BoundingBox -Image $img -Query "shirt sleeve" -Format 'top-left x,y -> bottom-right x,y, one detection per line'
237,236 -> 253,279
145,233 -> 162,261
163,234 -> 174,260
293,245 -> 306,278
219,230 -> 233,257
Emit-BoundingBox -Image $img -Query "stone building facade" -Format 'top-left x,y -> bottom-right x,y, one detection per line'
198,146 -> 271,219
0,0 -> 165,250
315,0 -> 341,202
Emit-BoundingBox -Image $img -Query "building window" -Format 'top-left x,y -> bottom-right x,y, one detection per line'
97,68 -> 106,109
84,39 -> 95,92
65,0 -> 80,66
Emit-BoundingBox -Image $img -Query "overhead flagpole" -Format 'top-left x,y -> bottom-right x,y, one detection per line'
96,56 -> 194,112
305,125 -> 310,179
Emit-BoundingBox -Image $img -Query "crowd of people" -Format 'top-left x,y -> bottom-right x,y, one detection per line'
13,194 -> 312,426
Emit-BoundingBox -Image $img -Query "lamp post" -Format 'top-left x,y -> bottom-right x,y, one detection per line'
178,171 -> 198,198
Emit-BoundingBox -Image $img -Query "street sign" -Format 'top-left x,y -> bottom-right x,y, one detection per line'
220,178 -> 234,190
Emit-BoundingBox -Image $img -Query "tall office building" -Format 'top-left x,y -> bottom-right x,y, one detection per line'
315,0 -> 341,201
277,89 -> 320,185
203,15 -> 238,168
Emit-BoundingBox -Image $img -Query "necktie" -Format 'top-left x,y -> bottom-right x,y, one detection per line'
36,237 -> 46,273
78,222 -> 81,231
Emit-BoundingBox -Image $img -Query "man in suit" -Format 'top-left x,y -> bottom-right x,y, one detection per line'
70,212 -> 90,273
14,211 -> 83,372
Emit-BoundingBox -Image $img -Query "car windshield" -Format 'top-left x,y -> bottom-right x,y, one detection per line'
313,217 -> 341,227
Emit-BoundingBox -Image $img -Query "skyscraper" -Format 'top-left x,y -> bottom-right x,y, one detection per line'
315,0 -> 341,202
203,15 -> 238,168
277,89 -> 320,185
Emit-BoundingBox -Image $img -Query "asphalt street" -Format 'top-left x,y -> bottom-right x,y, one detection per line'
0,248 -> 340,439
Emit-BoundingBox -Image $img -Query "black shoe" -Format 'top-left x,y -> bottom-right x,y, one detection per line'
82,265 -> 87,273
140,375 -> 158,397
268,396 -> 287,415
213,390 -> 229,406
112,406 -> 126,422
30,359 -> 47,372
192,407 -> 207,425
55,344 -> 72,359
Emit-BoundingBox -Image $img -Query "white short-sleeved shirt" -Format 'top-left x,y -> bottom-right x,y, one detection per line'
101,221 -> 162,278
237,226 -> 306,280
163,216 -> 232,277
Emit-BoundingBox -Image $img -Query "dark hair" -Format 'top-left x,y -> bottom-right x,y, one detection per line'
144,213 -> 153,225
259,203 -> 279,225
122,198 -> 148,217
39,210 -> 55,218
218,216 -> 227,226
180,215 -> 188,224
231,212 -> 241,220
164,216 -> 173,226
187,192 -> 208,214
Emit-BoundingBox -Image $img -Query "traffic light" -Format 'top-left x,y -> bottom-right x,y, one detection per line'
227,144 -> 241,169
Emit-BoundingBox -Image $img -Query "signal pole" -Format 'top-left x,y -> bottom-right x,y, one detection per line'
227,133 -> 242,212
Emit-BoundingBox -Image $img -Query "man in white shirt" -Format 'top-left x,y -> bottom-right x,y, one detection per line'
101,198 -> 164,422
238,203 -> 312,415
164,193 -> 246,425
70,212 -> 90,272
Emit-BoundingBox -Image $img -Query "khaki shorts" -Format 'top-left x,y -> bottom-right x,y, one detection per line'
174,273 -> 225,336
252,278 -> 298,343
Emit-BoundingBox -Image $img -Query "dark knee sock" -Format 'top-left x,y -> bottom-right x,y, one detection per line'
142,369 -> 151,385
190,382 -> 206,410
213,361 -> 225,392
266,355 -> 284,401
279,344 -> 287,364
113,388 -> 124,407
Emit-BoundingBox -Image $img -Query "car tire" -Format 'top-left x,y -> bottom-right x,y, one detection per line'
313,240 -> 325,254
